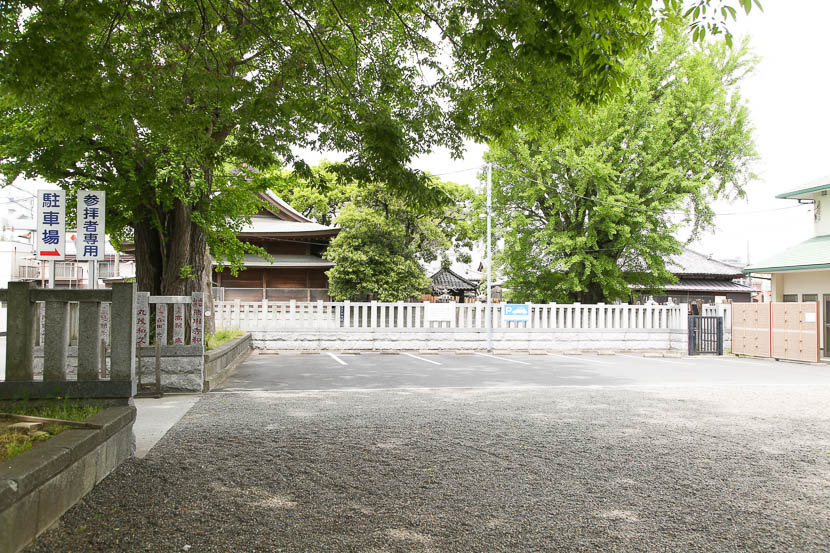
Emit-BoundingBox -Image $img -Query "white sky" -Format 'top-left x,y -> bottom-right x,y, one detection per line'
5,2 -> 826,267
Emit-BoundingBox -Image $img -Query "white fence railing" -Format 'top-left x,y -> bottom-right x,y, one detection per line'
701,303 -> 732,331
215,300 -> 691,331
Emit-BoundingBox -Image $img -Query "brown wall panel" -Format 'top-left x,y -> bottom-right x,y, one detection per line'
265,268 -> 306,288
771,302 -> 819,363
732,303 -> 771,358
307,269 -> 329,288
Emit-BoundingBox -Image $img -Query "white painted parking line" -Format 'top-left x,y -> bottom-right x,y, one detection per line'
402,352 -> 442,365
327,352 -> 348,366
616,353 -> 690,366
473,352 -> 531,365
547,353 -> 613,365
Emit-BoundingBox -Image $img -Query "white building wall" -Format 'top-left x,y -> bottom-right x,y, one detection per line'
813,193 -> 830,236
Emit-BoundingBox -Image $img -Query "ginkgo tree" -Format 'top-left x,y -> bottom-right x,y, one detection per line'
487,27 -> 758,304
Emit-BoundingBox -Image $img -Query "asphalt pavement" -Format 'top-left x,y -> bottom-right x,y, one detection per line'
24,353 -> 830,552
216,350 -> 830,391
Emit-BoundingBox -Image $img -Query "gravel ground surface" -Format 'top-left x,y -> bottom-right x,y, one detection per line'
27,384 -> 830,552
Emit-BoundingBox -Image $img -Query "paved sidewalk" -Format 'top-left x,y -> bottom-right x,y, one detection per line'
133,395 -> 201,458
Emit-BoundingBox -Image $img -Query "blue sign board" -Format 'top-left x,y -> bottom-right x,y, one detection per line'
503,303 -> 530,322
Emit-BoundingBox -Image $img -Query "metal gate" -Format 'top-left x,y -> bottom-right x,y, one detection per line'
688,316 -> 723,355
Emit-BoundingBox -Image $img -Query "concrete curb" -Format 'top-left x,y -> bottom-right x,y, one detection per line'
203,333 -> 253,392
0,405 -> 136,553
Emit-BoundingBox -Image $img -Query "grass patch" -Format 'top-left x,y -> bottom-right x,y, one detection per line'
0,399 -> 106,462
206,329 -> 244,351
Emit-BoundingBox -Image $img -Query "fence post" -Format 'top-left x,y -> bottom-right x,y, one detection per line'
423,301 -> 430,328
5,282 -> 35,381
43,300 -> 70,381
110,282 -> 137,384
397,301 -> 404,328
344,300 -> 351,328
78,301 -> 102,381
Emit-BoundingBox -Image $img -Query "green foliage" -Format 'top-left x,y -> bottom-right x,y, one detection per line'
0,1 -> 757,295
206,329 -> 244,351
267,165 -> 475,301
179,265 -> 195,281
0,399 -> 105,461
324,205 -> 431,301
487,27 -> 758,304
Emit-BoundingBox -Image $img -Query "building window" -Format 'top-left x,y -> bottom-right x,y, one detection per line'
802,293 -> 818,302
782,294 -> 798,302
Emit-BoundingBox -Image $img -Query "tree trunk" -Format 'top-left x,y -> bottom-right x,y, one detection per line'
134,199 -> 216,335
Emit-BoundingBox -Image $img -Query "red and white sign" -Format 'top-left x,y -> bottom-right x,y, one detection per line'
36,189 -> 65,260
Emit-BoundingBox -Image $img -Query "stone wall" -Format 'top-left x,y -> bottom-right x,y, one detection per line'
203,333 -> 252,391
251,328 -> 688,352
137,345 -> 204,393
0,405 -> 136,553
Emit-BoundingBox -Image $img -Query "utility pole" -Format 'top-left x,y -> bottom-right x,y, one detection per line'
486,162 -> 493,352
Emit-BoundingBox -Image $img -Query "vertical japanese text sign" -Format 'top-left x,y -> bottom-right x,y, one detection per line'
172,303 -> 185,344
155,304 -> 168,346
77,191 -> 106,260
36,189 -> 65,260
136,292 -> 150,347
190,293 -> 204,348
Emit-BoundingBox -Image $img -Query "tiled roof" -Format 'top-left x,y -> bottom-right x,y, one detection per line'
430,267 -> 479,292
632,278 -> 753,293
744,234 -> 830,273
238,217 -> 339,236
666,248 -> 744,278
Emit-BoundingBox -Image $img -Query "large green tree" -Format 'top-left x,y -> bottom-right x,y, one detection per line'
0,0 -> 758,305
487,28 -> 758,303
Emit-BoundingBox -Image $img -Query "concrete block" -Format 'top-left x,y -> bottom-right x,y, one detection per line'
47,428 -> 105,463
93,442 -> 108,484
8,422 -> 42,432
0,444 -> 70,501
37,454 -> 87,532
0,480 -> 39,553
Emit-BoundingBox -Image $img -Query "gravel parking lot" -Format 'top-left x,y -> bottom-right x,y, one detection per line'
26,353 -> 830,552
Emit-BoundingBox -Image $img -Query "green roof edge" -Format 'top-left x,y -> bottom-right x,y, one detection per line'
775,182 -> 830,199
744,262 -> 830,274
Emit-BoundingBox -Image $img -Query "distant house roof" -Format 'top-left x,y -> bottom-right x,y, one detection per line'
744,234 -> 830,274
237,192 -> 339,238
775,175 -> 830,200
430,267 -> 479,292
666,248 -> 744,279
238,217 -> 339,237
632,279 -> 753,293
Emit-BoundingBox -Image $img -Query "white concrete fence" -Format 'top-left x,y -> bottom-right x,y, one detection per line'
215,300 -> 708,352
